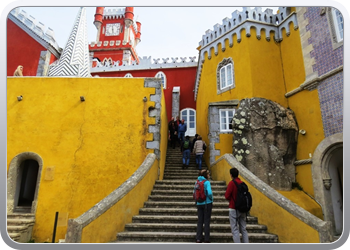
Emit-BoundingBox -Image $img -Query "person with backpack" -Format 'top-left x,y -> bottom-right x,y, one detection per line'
193,135 -> 206,170
224,167 -> 250,243
181,135 -> 192,169
193,169 -> 213,243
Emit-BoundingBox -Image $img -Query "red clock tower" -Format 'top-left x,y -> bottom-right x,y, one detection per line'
89,7 -> 141,67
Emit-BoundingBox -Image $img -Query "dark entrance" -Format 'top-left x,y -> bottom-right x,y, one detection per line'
15,159 -> 39,212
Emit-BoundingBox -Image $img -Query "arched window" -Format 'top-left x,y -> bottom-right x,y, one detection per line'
217,58 -> 235,94
155,71 -> 166,89
331,8 -> 344,42
124,73 -> 133,78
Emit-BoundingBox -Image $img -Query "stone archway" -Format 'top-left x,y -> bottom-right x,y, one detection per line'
7,152 -> 43,214
311,133 -> 343,236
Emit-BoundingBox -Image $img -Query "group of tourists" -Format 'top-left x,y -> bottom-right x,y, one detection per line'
194,168 -> 250,244
168,117 -> 206,170
168,117 -> 250,243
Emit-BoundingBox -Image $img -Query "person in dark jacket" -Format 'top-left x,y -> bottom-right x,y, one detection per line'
194,170 -> 213,243
224,168 -> 249,243
168,120 -> 178,149
181,135 -> 192,169
178,119 -> 187,144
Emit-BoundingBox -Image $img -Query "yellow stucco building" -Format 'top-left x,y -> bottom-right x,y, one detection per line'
195,7 -> 343,242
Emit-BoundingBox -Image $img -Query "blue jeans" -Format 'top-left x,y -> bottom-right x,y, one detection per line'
178,132 -> 185,143
196,154 -> 203,169
183,149 -> 190,165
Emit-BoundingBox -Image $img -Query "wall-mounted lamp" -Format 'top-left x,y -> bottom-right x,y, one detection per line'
299,129 -> 306,135
17,95 -> 23,101
80,96 -> 85,102
143,97 -> 147,102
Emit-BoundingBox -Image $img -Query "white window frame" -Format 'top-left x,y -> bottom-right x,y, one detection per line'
220,63 -> 234,90
217,58 -> 235,94
326,7 -> 344,49
219,109 -> 235,132
155,71 -> 166,89
332,8 -> 343,42
124,73 -> 133,78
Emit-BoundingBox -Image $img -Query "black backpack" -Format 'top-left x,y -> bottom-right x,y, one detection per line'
233,179 -> 252,213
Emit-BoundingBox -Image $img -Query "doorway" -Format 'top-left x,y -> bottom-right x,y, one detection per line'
16,160 -> 39,211
7,152 -> 43,214
311,133 -> 343,239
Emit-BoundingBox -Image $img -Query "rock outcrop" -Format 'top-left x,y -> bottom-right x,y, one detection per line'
232,98 -> 298,190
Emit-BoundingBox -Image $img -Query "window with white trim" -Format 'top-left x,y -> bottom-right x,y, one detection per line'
155,71 -> 166,89
124,73 -> 133,78
217,58 -> 235,94
332,8 -> 343,42
326,7 -> 344,49
220,109 -> 235,132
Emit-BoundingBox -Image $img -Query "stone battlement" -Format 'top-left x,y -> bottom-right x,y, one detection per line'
9,8 -> 60,52
90,56 -> 197,72
103,8 -> 125,19
199,7 -> 294,48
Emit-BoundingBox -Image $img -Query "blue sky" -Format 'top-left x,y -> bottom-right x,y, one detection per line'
7,6 -> 280,59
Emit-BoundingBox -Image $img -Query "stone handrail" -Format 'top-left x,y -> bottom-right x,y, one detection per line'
65,153 -> 157,243
211,154 -> 333,243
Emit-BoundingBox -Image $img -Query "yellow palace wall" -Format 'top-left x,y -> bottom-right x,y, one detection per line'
196,16 -> 325,206
7,77 -> 165,242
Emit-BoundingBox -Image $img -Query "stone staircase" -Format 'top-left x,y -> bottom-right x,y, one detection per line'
116,146 -> 279,243
7,213 -> 35,243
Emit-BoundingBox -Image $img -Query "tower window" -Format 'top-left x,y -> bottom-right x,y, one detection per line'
216,58 -> 235,94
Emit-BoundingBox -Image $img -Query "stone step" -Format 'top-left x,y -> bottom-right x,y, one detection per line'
7,213 -> 35,243
163,176 -> 209,180
152,184 -> 226,191
144,201 -> 229,208
155,180 -> 226,185
148,195 -> 228,202
8,233 -> 21,242
124,223 -> 267,233
112,146 -> 279,243
139,208 -> 232,216
151,190 -> 226,196
7,225 -> 30,234
116,231 -> 278,243
132,215 -> 258,225
7,213 -> 35,220
7,218 -> 35,226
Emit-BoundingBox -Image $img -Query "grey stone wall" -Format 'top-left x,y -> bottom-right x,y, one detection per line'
208,100 -> 239,165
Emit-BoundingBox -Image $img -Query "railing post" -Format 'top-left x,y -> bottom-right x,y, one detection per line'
52,212 -> 59,243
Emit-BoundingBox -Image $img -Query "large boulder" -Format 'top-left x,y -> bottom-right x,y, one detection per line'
232,98 -> 298,191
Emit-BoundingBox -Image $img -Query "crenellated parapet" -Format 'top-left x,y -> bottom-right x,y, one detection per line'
198,7 -> 298,60
103,8 -> 125,19
9,8 -> 61,57
90,56 -> 197,73
194,7 -> 299,100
